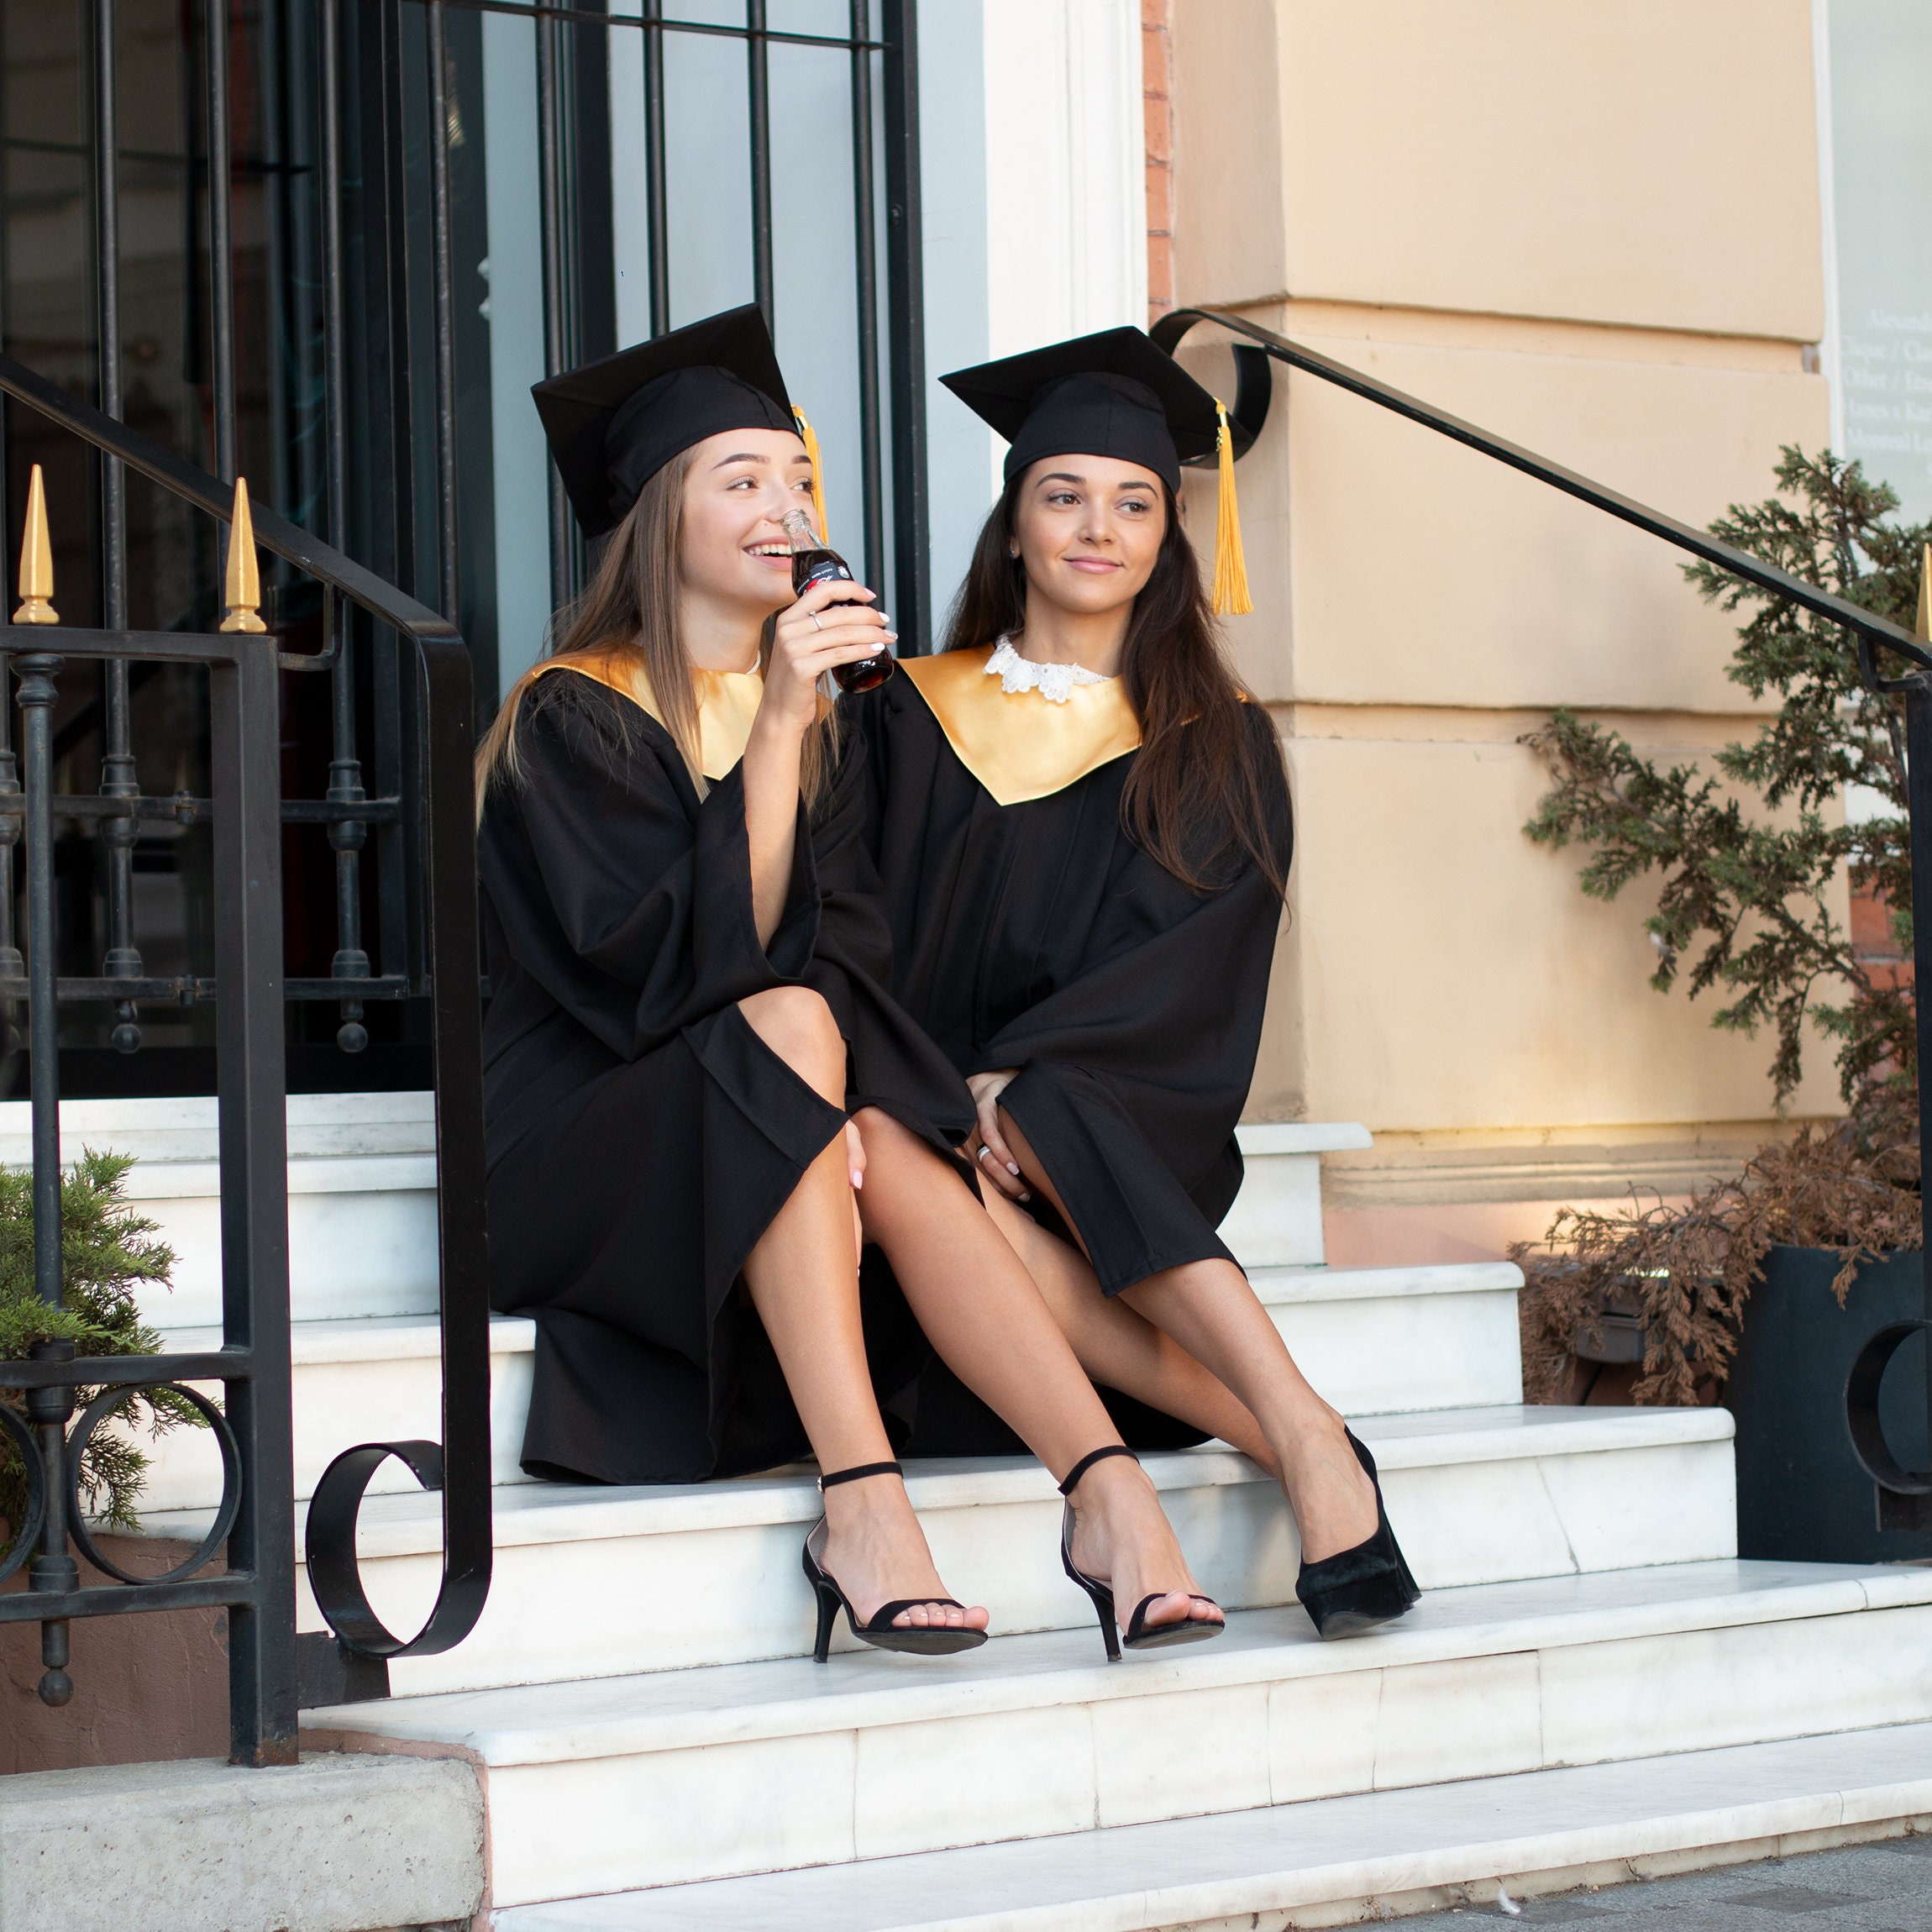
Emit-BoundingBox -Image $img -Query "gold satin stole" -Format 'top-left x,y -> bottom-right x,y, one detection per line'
535,649 -> 764,781
898,645 -> 1142,808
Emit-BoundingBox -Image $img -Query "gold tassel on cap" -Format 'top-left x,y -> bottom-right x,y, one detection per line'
792,407 -> 830,542
1210,400 -> 1252,617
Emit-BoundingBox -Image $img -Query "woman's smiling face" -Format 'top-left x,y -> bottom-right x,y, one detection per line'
1009,453 -> 1168,621
678,426 -> 818,618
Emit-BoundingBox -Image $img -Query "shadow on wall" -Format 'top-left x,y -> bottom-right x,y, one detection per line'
1,1539 -> 229,1773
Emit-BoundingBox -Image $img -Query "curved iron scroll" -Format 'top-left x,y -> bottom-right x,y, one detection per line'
1847,1321 -> 1932,1516
0,353 -> 494,1670
1153,307 -> 1932,1530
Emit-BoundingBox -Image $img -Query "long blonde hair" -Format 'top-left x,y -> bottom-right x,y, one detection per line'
475,449 -> 839,819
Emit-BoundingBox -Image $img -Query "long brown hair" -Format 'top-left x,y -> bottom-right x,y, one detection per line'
941,476 -> 1287,896
475,449 -> 837,818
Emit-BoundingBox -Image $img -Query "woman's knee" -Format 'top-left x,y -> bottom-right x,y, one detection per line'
739,985 -> 845,1097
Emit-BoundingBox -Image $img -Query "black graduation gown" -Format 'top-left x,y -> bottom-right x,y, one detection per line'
479,670 -> 975,1484
850,661 -> 1293,1453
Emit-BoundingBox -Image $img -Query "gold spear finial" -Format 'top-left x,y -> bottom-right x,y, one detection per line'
13,464 -> 57,625
1918,541 -> 1931,646
219,476 -> 267,634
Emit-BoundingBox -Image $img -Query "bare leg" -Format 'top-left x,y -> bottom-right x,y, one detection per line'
737,988 -> 984,1634
853,1107 -> 1221,1635
998,1108 -> 1378,1563
979,1189 -> 1278,1473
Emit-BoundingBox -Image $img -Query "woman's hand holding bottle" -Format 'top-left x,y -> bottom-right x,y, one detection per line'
760,577 -> 895,734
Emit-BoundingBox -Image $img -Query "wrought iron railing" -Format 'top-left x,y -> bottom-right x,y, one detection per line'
0,372 -> 491,1765
1156,307 -> 1932,1530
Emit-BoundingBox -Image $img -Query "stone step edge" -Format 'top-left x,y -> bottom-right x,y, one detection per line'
302,1566 -> 1932,1767
137,1406 -> 1735,1558
1250,1260 -> 1522,1303
486,1721 -> 1932,1932
156,1260 -> 1525,1362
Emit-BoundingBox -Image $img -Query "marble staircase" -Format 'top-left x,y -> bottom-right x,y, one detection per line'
32,1094 -> 1932,1926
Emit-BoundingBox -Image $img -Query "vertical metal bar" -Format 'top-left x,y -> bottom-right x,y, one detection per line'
879,0 -> 927,648
205,0 -> 239,482
16,651 -> 76,1708
848,0 -> 882,585
642,0 -> 669,336
17,656 -> 60,1308
209,632 -> 297,1766
536,11 -> 572,607
93,0 -> 141,1052
1906,684 -> 1932,1478
746,0 -> 771,327
426,0 -> 459,619
318,0 -> 367,1052
92,0 -> 127,630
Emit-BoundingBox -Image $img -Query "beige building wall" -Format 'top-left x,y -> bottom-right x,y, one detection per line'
1162,0 -> 1838,1262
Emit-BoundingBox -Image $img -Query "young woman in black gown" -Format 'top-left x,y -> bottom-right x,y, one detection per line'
477,307 -> 1226,1660
849,328 -> 1420,1637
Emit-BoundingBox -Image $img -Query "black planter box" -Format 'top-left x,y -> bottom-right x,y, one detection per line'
1725,1244 -> 1931,1564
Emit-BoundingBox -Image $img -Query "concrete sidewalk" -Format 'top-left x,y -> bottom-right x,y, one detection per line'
1421,1836 -> 1932,1929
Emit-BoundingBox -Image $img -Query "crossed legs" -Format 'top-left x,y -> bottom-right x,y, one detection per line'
736,988 -> 1221,1639
990,1110 -> 1379,1563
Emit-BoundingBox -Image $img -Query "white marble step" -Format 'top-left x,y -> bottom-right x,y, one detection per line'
9,1091 -> 446,1328
18,1093 -> 1369,1326
132,1405 -> 1735,1696
134,1260 -> 1520,1515
490,1718 -> 1932,1930
303,1561 -> 1932,1908
1252,1261 -> 1523,1411
134,1315 -> 539,1512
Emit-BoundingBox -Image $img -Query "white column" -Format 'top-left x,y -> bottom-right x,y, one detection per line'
921,0 -> 1147,620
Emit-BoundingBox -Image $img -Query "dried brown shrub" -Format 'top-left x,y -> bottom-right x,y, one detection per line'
1514,1093 -> 1920,1406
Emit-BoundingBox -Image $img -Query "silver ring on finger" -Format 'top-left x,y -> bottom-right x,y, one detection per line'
809,611 -> 823,630
976,1145 -> 992,1163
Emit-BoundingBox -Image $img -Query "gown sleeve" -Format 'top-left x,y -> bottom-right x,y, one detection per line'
480,673 -> 820,1063
984,719 -> 1293,1294
805,717 -> 979,1153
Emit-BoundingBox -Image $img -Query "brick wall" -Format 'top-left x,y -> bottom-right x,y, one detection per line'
1143,0 -> 1175,321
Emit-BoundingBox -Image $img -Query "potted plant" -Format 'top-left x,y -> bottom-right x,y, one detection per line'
1515,449 -> 1929,1563
1,1150 -> 197,1562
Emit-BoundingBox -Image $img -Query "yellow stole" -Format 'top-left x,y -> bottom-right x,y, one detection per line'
899,645 -> 1141,808
535,649 -> 764,782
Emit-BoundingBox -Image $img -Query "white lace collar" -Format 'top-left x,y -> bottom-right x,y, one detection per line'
984,636 -> 1115,705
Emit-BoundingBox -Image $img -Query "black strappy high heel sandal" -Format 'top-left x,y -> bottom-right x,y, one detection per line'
1294,1429 -> 1421,1640
803,1461 -> 988,1662
1058,1445 -> 1225,1664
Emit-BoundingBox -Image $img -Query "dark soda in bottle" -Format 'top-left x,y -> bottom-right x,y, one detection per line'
781,508 -> 895,693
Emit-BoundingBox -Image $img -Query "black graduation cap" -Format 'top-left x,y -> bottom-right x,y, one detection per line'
533,304 -> 800,539
939,326 -> 1251,615
939,326 -> 1221,493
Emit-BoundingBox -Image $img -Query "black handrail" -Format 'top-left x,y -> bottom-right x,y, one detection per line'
1154,307 -> 1932,1517
0,357 -> 492,1738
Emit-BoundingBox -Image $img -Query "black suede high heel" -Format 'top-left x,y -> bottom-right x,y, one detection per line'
803,1461 -> 988,1662
1058,1445 -> 1225,1663
1294,1429 -> 1421,1640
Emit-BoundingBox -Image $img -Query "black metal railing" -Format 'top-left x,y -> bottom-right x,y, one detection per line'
1156,307 -> 1932,1530
0,371 -> 491,1763
2,0 -> 927,1079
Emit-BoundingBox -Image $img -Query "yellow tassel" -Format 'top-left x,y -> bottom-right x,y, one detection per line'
1210,400 -> 1252,618
793,407 -> 830,543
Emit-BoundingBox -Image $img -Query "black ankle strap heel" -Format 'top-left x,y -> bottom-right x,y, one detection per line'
1057,1445 -> 1224,1663
803,1460 -> 987,1662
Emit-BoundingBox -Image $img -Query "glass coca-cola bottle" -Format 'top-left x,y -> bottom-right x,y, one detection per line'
780,507 -> 895,693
